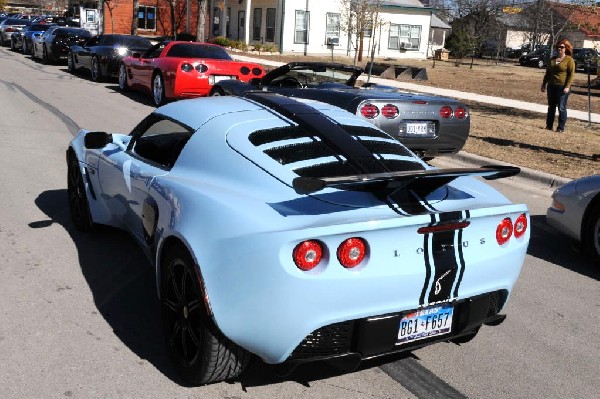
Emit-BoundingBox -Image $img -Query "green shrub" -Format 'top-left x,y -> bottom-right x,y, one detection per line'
209,36 -> 231,47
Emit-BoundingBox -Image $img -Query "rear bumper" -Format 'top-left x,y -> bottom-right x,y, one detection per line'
283,290 -> 506,370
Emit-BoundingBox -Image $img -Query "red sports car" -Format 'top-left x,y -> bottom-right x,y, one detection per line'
118,41 -> 265,106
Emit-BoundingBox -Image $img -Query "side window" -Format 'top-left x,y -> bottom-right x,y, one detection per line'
130,117 -> 192,168
142,43 -> 163,59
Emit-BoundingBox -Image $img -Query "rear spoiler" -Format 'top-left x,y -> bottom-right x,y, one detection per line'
292,165 -> 520,195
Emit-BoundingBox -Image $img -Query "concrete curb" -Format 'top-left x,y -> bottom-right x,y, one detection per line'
449,151 -> 572,188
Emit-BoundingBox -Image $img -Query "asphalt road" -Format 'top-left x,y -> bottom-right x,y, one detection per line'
0,46 -> 598,399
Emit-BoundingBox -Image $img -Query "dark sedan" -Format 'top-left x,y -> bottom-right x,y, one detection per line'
10,23 -> 54,54
32,26 -> 91,64
573,48 -> 599,72
519,48 -> 553,68
68,34 -> 153,82
211,62 -> 470,158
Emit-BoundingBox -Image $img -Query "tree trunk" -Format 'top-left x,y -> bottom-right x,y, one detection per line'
171,1 -> 177,39
196,0 -> 207,42
131,0 -> 138,35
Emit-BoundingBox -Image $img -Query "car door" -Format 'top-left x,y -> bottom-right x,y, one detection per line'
77,35 -> 100,69
96,114 -> 191,244
129,42 -> 164,89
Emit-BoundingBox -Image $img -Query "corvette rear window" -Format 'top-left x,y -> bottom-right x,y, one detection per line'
166,44 -> 233,60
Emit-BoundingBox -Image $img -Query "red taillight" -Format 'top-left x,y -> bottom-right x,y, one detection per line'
195,64 -> 208,73
337,238 -> 367,268
240,66 -> 250,75
6,27 -> 15,32
293,240 -> 323,271
360,103 -> 379,119
439,106 -> 453,119
413,100 -> 427,104
381,104 -> 399,119
181,63 -> 193,72
496,218 -> 513,245
454,106 -> 467,119
252,67 -> 263,76
513,213 -> 528,238
418,221 -> 470,234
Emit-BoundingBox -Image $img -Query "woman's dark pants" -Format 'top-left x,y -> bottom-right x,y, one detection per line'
546,85 -> 570,130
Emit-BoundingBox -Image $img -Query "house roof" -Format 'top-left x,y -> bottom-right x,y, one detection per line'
549,2 -> 600,37
431,14 -> 450,29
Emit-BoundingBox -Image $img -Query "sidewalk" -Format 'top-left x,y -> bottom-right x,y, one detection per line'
233,54 -> 600,124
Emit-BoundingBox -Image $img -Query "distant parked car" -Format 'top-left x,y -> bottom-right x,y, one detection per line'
0,18 -> 30,46
32,26 -> 91,64
10,23 -> 54,54
572,48 -> 599,73
547,174 -> 600,261
68,34 -> 153,81
118,41 -> 265,106
519,48 -> 553,68
211,62 -> 471,158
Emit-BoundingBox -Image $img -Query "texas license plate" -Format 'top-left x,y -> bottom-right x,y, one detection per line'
397,303 -> 453,344
406,122 -> 430,135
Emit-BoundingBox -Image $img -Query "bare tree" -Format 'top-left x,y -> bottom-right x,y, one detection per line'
338,0 -> 382,64
104,0 -> 118,34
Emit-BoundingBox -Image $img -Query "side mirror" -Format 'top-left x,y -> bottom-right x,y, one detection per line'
84,131 -> 113,149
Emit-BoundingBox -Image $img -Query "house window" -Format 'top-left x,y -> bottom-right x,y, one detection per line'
266,8 -> 275,42
325,13 -> 340,45
363,20 -> 373,38
137,6 -> 156,30
253,8 -> 262,41
294,10 -> 309,44
388,24 -> 421,50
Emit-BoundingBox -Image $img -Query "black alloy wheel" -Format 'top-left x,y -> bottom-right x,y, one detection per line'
118,63 -> 129,91
91,56 -> 103,82
10,38 -> 15,51
161,244 -> 250,385
42,45 -> 50,64
67,151 -> 93,232
22,40 -> 28,55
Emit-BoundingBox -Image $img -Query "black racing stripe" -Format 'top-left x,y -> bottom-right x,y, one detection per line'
453,210 -> 470,298
419,214 -> 436,305
428,211 -> 462,303
245,92 -> 387,174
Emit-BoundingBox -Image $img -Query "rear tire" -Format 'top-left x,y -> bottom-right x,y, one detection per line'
152,72 -> 166,106
161,244 -> 250,385
118,63 -> 129,91
67,52 -> 76,73
582,205 -> 600,262
22,40 -> 28,55
42,45 -> 50,64
91,56 -> 103,82
210,86 -> 225,96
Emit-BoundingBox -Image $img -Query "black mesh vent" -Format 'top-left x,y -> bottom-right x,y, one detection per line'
289,321 -> 354,360
487,291 -> 501,317
264,141 -> 338,165
359,139 -> 413,158
341,125 -> 392,139
294,160 -> 361,178
249,127 -> 311,146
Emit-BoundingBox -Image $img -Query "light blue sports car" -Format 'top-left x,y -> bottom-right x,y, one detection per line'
66,93 -> 530,385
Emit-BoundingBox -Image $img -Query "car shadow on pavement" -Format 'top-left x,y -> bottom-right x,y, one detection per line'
528,215 -> 598,280
32,189 -> 191,386
33,188 -> 385,388
105,84 -> 158,107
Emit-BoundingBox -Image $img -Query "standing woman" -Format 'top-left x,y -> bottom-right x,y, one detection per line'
541,39 -> 575,132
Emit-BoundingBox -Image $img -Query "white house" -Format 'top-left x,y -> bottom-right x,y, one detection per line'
209,0 -> 435,60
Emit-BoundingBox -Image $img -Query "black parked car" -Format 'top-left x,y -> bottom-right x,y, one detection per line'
10,23 -> 54,54
519,48 -> 553,68
31,26 -> 92,64
211,62 -> 471,158
572,48 -> 599,72
68,34 -> 153,81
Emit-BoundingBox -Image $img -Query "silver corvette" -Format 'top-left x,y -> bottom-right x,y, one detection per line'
546,174 -> 600,261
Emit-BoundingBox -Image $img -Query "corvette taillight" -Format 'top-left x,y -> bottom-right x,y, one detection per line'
439,106 -> 453,119
181,63 -> 194,72
293,240 -> 323,271
252,67 -> 263,76
240,66 -> 250,75
381,104 -> 399,119
496,218 -> 513,245
6,27 -> 15,33
360,103 -> 379,119
337,238 -> 367,268
513,213 -> 528,238
195,64 -> 208,72
454,106 -> 468,119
